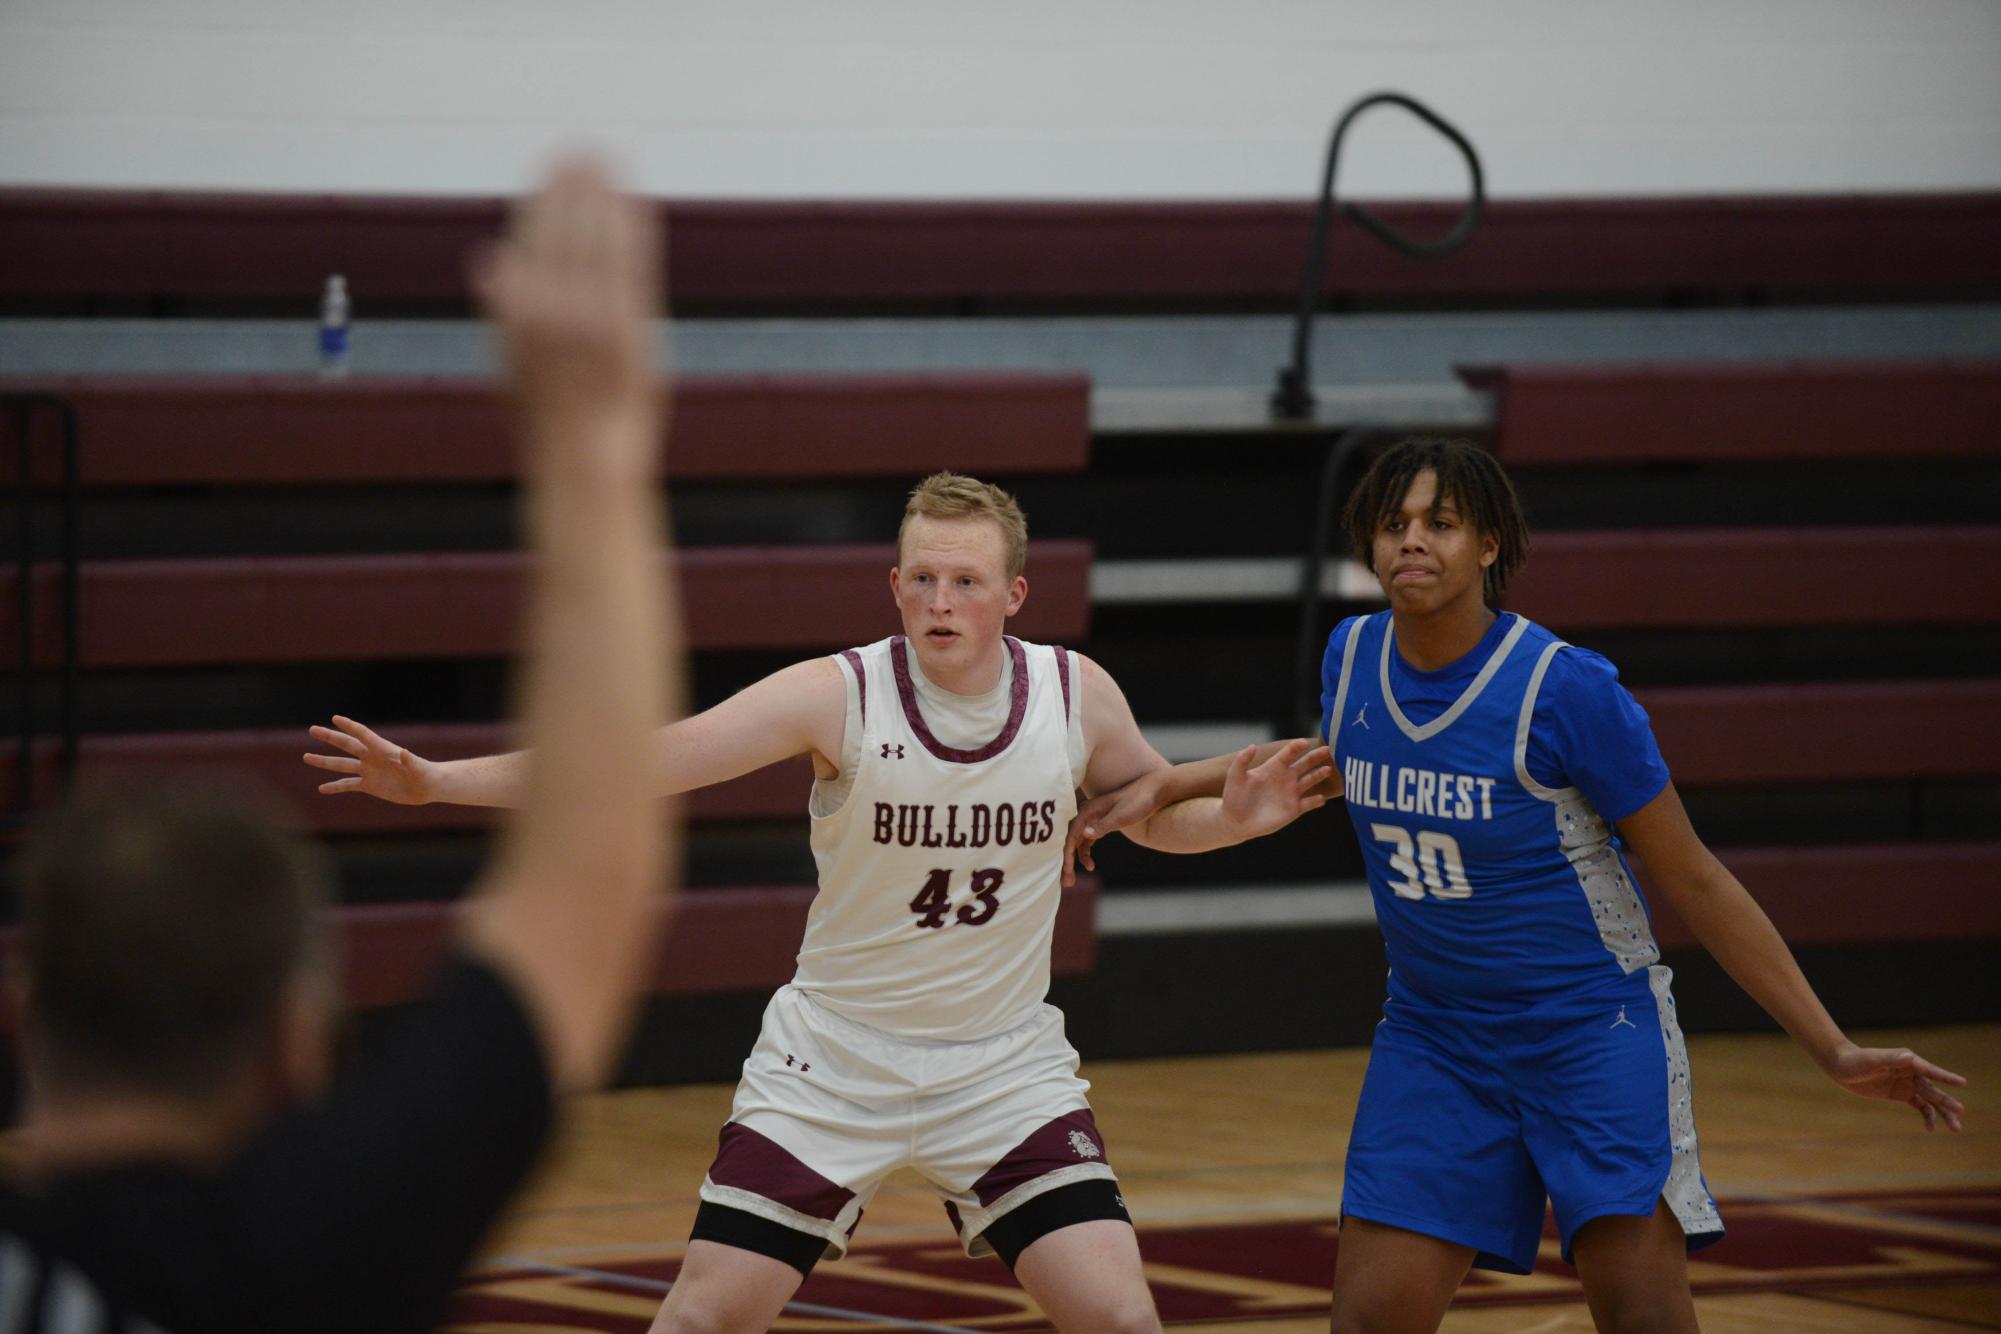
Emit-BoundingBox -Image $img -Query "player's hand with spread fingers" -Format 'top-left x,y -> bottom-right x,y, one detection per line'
303,716 -> 439,805
1824,1042 -> 1968,1132
1219,738 -> 1334,842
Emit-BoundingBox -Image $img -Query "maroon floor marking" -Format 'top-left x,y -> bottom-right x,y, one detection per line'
449,1187 -> 2001,1331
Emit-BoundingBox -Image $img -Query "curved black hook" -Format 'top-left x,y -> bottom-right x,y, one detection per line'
1272,93 -> 1485,421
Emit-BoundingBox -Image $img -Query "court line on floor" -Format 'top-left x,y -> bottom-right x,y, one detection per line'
482,1260 -> 973,1333
497,1159 -> 1998,1231
486,1180 -> 2001,1262
1723,1191 -> 2001,1244
1794,1289 -> 1999,1333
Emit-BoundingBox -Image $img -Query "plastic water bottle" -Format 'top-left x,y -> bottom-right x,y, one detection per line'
318,274 -> 351,379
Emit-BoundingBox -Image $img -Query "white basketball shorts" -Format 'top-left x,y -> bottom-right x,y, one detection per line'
696,983 -> 1120,1260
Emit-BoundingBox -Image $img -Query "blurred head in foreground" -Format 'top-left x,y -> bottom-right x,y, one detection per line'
14,782 -> 337,1157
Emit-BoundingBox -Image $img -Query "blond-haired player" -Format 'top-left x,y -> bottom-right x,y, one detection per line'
305,472 -> 1331,1333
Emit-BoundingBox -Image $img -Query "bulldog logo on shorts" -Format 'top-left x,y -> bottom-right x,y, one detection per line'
1068,1130 -> 1101,1160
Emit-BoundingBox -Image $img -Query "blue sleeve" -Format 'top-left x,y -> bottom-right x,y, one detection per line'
1524,646 -> 1669,824
1317,616 -> 1363,742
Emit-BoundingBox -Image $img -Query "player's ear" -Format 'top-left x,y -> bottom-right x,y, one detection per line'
1479,531 -> 1498,568
1005,575 -> 1027,617
889,566 -> 903,600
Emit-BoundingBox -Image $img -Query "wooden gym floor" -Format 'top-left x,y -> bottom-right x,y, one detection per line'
451,1023 -> 2000,1332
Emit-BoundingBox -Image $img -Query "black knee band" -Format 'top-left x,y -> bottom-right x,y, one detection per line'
981,1179 -> 1132,1270
689,1200 -> 826,1279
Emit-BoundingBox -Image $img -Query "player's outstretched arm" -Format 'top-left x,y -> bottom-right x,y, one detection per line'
1062,657 -> 1334,884
445,157 -> 680,1096
1619,782 -> 1967,1132
306,658 -> 843,812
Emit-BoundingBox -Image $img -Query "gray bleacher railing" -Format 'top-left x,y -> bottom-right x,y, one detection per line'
5,393 -> 80,825
1276,93 -> 1484,735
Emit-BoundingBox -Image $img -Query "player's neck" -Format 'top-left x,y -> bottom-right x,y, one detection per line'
910,642 -> 1007,697
17,1083 -> 266,1179
1391,597 -> 1497,673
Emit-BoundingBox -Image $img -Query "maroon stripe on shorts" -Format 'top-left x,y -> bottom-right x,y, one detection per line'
969,1109 -> 1109,1208
707,1122 -> 855,1222
839,648 -> 866,727
890,634 -> 1030,763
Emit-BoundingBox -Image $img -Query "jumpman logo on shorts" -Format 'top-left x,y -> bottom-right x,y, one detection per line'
1610,1006 -> 1636,1030
1352,703 -> 1370,730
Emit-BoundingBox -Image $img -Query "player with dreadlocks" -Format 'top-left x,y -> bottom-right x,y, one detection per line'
1067,435 -> 1967,1334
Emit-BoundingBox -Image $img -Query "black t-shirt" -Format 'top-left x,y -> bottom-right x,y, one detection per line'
0,954 -> 551,1333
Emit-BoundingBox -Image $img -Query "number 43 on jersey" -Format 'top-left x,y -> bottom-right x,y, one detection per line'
910,868 -> 1004,929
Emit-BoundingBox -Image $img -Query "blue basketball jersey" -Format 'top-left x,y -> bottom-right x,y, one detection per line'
1322,611 -> 1670,1011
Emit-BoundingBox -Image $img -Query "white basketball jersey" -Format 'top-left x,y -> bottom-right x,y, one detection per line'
796,635 -> 1085,1042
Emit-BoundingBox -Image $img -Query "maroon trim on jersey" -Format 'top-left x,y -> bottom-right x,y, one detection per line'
970,1109 -> 1109,1207
838,648 -> 867,727
708,1122 -> 855,1222
890,635 -> 1030,764
1053,646 -> 1073,723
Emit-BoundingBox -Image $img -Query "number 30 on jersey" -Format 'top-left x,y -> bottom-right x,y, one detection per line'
1369,823 -> 1472,900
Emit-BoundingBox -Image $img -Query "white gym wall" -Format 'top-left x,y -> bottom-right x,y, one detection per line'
1,0 -> 1998,198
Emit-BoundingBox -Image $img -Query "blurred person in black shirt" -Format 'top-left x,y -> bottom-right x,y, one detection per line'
0,157 -> 682,1332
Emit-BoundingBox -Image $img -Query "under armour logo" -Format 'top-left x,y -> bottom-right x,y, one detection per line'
1610,1007 -> 1636,1030
881,743 -> 905,759
1352,703 -> 1370,730
784,1053 -> 811,1073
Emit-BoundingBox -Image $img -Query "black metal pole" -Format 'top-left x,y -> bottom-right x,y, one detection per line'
14,400 -> 33,818
1294,425 -> 1380,736
57,398 -> 80,787
1273,92 -> 1485,422
3,393 -> 85,820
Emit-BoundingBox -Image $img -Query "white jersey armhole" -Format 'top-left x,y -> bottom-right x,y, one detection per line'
1513,639 -> 1573,801
809,650 -> 868,819
1062,647 -> 1087,790
1326,615 -> 1365,757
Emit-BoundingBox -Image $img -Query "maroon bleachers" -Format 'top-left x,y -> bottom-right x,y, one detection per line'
1472,354 -> 2001,965
332,883 -> 1097,1009
5,191 -> 1999,305
0,727 -> 811,833
1643,680 -> 2001,786
0,541 -> 1092,669
0,358 -> 1101,1015
6,678 -> 1990,836
1639,843 -> 2001,951
1507,527 -> 2001,630
10,525 -> 1987,672
0,880 -> 1098,1018
0,373 -> 1090,486
1466,359 -> 2001,464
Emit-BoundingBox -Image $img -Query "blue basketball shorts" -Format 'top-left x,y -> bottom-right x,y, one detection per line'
1340,965 -> 1724,1274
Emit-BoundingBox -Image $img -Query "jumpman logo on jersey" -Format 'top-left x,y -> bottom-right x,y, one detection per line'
1610,1006 -> 1636,1030
784,1053 -> 811,1073
881,743 -> 905,759
1352,702 -> 1370,730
